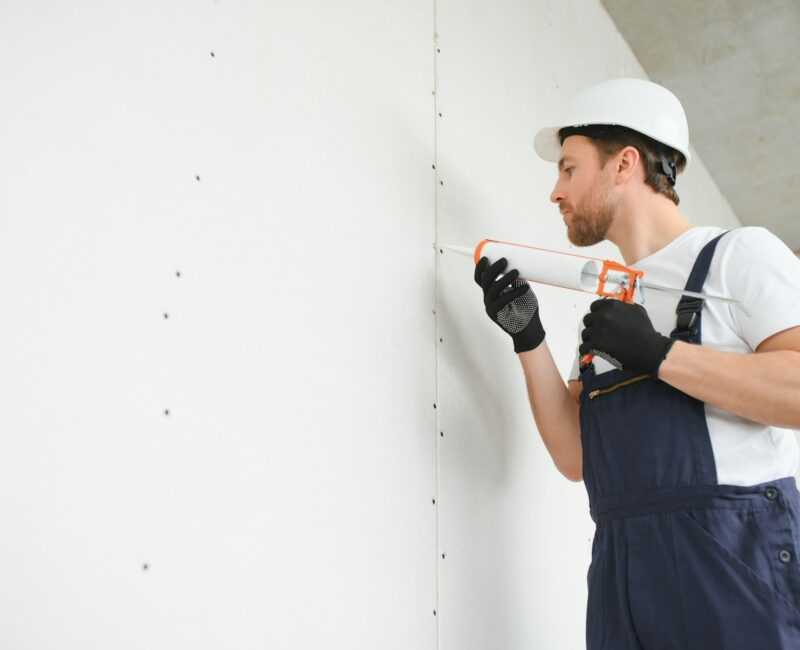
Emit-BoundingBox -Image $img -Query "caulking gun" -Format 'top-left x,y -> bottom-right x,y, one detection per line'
441,239 -> 750,367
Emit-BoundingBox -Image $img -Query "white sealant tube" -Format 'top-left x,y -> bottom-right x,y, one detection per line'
474,239 -> 601,294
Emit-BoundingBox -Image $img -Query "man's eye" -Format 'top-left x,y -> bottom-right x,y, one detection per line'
565,167 -> 574,175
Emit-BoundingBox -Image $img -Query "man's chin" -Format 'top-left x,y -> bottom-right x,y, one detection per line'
566,228 -> 584,247
566,229 -> 602,247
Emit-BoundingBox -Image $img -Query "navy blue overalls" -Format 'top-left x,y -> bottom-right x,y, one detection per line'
578,231 -> 800,649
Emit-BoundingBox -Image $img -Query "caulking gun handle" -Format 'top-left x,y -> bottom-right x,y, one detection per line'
578,296 -> 620,368
578,292 -> 636,368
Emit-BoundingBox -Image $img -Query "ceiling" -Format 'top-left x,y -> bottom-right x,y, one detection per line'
600,0 -> 800,253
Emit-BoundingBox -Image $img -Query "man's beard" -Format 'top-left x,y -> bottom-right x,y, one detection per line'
566,180 -> 616,247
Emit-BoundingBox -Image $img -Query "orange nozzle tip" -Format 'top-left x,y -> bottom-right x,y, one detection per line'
473,239 -> 491,265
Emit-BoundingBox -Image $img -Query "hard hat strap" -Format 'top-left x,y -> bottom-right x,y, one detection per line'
659,151 -> 677,186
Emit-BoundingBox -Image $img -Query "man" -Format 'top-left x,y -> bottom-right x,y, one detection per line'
474,77 -> 800,648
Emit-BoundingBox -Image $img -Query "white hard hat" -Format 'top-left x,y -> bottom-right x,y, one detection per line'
533,78 -> 692,171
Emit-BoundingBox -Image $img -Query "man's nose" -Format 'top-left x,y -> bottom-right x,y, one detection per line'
550,181 -> 565,204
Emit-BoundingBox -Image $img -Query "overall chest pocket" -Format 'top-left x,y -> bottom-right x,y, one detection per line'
585,373 -> 650,401
579,372 -> 716,494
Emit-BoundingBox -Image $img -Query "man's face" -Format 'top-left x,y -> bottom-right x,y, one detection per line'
549,135 -> 617,247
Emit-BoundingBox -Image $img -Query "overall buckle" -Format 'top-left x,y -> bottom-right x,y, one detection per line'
672,297 -> 704,339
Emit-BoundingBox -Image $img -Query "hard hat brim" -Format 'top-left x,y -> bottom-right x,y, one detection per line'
533,126 -> 562,163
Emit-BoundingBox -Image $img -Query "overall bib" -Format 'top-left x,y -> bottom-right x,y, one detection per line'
579,231 -> 800,649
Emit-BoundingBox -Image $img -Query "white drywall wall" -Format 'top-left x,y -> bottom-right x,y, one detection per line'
0,1 -> 767,649
0,1 -> 436,647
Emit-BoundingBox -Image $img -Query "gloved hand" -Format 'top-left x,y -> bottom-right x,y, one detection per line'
474,256 -> 545,353
579,298 -> 676,376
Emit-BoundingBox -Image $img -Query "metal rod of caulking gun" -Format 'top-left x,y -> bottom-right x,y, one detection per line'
581,271 -> 752,317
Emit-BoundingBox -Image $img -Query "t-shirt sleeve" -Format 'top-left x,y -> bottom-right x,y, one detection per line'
723,227 -> 800,351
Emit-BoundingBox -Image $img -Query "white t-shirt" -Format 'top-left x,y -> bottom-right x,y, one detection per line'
568,225 -> 800,487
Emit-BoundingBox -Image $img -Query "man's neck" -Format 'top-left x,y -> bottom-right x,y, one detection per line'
607,199 -> 693,266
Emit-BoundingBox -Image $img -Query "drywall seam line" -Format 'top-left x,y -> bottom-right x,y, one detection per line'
432,0 -> 440,646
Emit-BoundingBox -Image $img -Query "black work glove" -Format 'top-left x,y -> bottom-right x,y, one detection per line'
474,256 -> 545,353
579,299 -> 676,376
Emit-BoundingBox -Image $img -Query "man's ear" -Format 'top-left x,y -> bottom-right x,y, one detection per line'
615,146 -> 640,184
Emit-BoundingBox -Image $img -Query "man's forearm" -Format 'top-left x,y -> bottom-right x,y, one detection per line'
658,341 -> 800,428
518,342 -> 582,481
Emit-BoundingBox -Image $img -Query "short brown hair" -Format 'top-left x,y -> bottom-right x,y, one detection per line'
559,125 -> 687,205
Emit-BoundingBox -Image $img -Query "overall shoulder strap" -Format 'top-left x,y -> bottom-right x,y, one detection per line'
670,229 -> 732,343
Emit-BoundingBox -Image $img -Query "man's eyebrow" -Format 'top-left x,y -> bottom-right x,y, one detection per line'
558,156 -> 575,171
